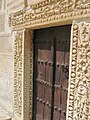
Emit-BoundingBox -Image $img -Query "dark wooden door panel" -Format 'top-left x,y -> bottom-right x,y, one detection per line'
53,25 -> 71,120
33,27 -> 54,120
33,25 -> 71,120
36,44 -> 53,120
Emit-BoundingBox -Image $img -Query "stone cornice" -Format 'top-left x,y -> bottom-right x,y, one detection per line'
9,0 -> 90,30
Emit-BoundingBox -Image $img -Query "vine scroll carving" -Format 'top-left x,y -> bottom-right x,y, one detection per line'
67,22 -> 90,120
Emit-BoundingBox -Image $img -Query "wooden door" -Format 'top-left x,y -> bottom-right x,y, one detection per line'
33,25 -> 71,120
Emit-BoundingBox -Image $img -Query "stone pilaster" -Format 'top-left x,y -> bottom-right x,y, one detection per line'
67,22 -> 90,120
13,30 -> 24,120
13,29 -> 33,120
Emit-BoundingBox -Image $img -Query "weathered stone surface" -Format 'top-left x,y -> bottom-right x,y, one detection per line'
0,35 -> 13,119
27,0 -> 44,5
0,13 -> 5,32
67,22 -> 90,120
7,0 -> 24,11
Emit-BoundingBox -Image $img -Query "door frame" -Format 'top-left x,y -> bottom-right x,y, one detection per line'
10,1 -> 90,120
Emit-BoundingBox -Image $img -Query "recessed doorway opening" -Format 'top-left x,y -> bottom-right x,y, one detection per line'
33,25 -> 71,120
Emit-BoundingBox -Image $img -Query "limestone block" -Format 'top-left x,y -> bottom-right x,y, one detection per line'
0,13 -> 5,32
0,35 -> 13,119
27,0 -> 45,6
0,0 -> 2,10
6,0 -> 24,12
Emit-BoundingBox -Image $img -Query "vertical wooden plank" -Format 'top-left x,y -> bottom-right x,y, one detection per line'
33,28 -> 54,120
53,25 -> 71,120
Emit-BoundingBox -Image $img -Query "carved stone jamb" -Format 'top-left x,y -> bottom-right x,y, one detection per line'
24,29 -> 33,120
13,30 -> 24,120
13,29 -> 33,120
67,22 -> 90,120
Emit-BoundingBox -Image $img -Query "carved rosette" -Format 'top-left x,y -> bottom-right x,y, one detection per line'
13,31 -> 24,119
67,22 -> 90,120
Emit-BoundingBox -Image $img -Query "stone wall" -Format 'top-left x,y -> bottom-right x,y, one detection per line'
0,34 -> 13,119
7,0 -> 24,12
0,13 -> 5,32
27,0 -> 44,5
0,0 -> 24,119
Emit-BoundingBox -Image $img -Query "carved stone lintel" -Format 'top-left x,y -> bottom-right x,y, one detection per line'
67,22 -> 90,120
9,0 -> 90,29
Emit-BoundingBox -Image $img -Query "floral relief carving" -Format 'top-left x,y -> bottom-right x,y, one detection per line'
75,0 -> 90,10
9,0 -> 90,29
67,22 -> 90,120
13,31 -> 24,118
13,29 -> 33,120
